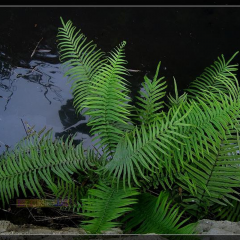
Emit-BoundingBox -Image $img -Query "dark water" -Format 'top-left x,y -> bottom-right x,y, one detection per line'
1,7 -> 240,154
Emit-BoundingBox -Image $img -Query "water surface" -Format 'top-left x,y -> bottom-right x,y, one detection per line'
1,7 -> 240,154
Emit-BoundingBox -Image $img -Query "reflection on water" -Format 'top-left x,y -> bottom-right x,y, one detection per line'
0,50 -> 93,155
0,58 -> 66,109
55,98 -> 92,147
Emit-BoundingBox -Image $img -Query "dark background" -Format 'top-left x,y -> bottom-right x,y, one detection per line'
1,7 -> 240,91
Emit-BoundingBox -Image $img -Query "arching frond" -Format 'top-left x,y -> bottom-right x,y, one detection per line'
212,197 -> 240,222
134,61 -> 167,124
177,120 -> 240,217
123,191 -> 196,234
81,181 -> 139,234
168,91 -> 239,162
0,128 -> 100,207
185,52 -> 239,99
57,17 -> 106,114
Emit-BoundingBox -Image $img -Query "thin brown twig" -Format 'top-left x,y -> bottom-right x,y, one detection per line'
26,207 -> 37,221
52,208 -> 79,228
93,145 -> 102,157
20,118 -> 28,136
146,189 -> 159,196
15,65 -> 43,76
33,214 -> 81,221
31,37 -> 43,58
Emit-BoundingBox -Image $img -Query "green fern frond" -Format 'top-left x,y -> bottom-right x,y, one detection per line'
170,91 -> 239,160
57,17 -> 106,114
81,181 -> 139,234
84,41 -> 133,155
177,121 -> 240,217
58,19 -> 134,156
167,77 -> 188,108
185,52 -> 239,99
212,197 -> 240,222
135,61 -> 167,124
53,178 -> 84,213
123,191 -> 196,234
0,129 -> 99,207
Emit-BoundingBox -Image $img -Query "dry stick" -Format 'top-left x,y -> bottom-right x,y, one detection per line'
146,189 -> 159,196
0,140 -> 6,146
15,64 -> 43,78
0,140 -> 9,151
127,69 -> 142,72
93,145 -> 102,157
26,207 -> 37,221
20,118 -> 28,136
33,214 -> 81,221
31,37 -> 43,58
52,208 -> 79,228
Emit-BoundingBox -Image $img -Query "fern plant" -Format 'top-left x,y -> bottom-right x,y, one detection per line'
1,16 -> 240,234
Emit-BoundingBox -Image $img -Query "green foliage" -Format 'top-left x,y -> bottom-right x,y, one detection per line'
177,121 -> 240,217
57,17 -> 106,114
104,106 -> 193,188
185,52 -> 239,99
57,18 -> 133,157
123,191 -> 196,234
167,77 -> 188,108
135,61 -> 167,124
53,178 -> 84,213
83,41 -> 133,156
81,181 -> 139,233
0,128 -> 99,207
212,197 -> 240,222
2,17 -> 240,234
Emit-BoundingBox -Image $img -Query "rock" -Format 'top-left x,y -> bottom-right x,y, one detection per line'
102,227 -> 123,234
0,220 -> 86,235
0,220 -> 15,233
5,218 -> 240,236
196,219 -> 240,234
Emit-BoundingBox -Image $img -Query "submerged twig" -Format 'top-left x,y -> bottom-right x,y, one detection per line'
30,214 -> 81,221
15,64 -> 43,77
127,69 -> 142,72
20,118 -> 28,136
0,140 -> 10,150
31,37 -> 43,58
